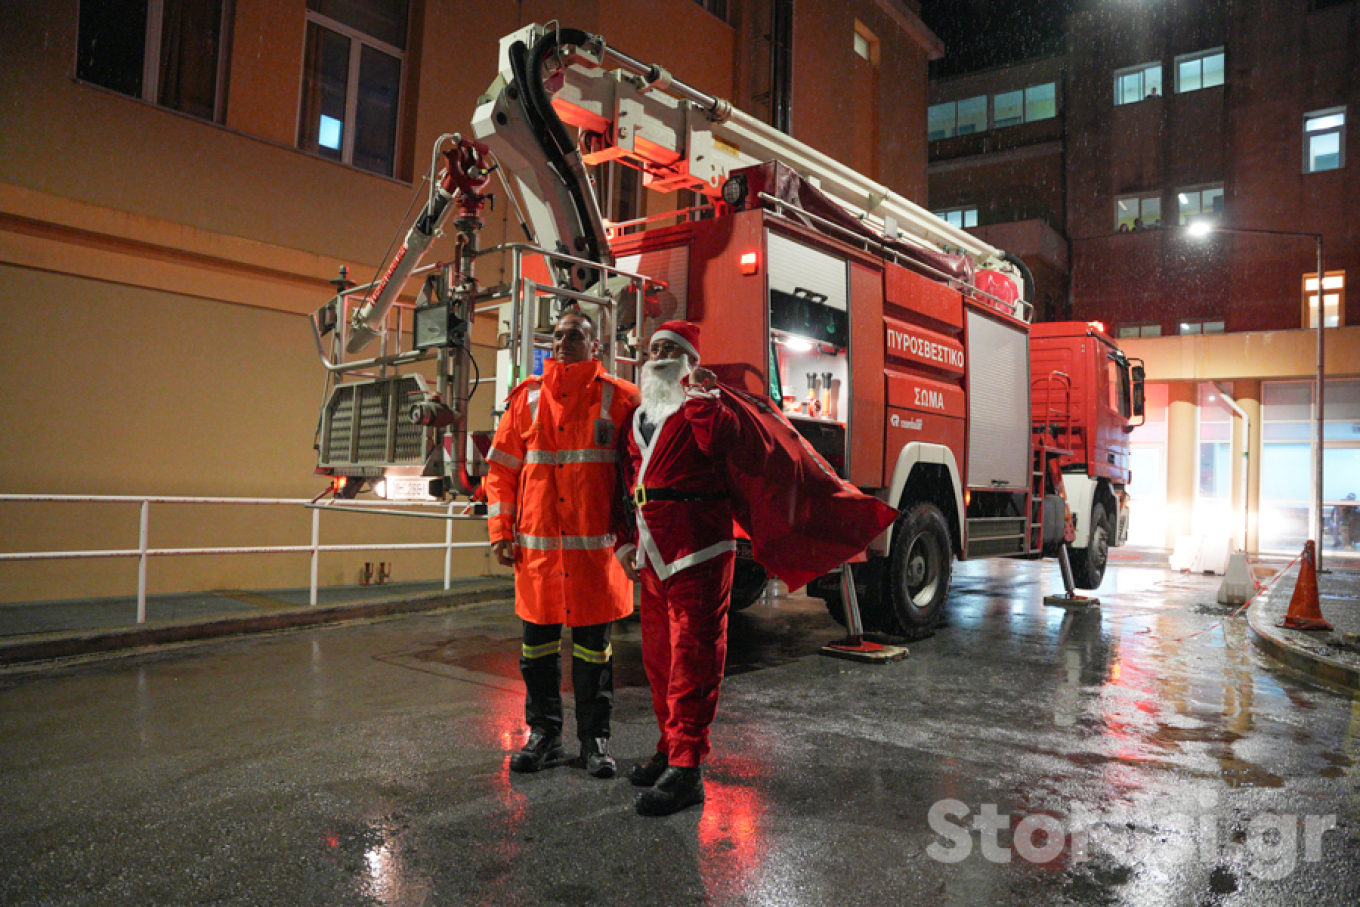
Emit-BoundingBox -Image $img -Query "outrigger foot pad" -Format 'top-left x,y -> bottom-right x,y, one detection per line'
1044,594 -> 1100,609
820,637 -> 909,663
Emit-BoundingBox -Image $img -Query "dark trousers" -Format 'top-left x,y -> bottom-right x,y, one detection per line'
520,619 -> 614,741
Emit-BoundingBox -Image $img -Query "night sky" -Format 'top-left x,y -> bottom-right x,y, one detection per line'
919,0 -> 1080,77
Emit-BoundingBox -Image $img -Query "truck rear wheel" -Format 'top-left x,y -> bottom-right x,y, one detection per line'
886,503 -> 952,640
1070,506 -> 1109,590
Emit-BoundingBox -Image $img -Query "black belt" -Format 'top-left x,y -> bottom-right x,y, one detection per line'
633,486 -> 727,506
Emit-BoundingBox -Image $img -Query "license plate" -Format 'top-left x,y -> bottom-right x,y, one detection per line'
386,478 -> 438,501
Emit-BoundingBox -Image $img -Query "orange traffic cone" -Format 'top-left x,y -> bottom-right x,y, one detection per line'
1278,540 -> 1332,631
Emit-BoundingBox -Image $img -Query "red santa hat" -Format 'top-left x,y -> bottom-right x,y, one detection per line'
651,320 -> 701,363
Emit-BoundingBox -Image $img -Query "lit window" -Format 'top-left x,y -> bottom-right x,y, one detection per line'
1175,48 -> 1225,93
853,22 -> 878,64
76,0 -> 229,122
1303,270 -> 1345,328
994,90 -> 1023,128
956,96 -> 988,135
928,102 -> 956,141
1118,324 -> 1162,338
1176,183 -> 1224,225
1304,108 -> 1346,173
934,207 -> 978,229
1114,62 -> 1162,105
1115,194 -> 1161,231
1025,83 -> 1057,122
1179,319 -> 1225,335
990,83 -> 1057,130
298,0 -> 408,178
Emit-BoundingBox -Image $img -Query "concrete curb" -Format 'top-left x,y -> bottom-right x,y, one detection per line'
0,580 -> 514,667
1246,572 -> 1360,693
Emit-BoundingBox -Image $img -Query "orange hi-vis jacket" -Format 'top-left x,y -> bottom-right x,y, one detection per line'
486,358 -> 640,627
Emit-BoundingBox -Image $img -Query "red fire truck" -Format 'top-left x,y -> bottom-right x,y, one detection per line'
309,24 -> 1144,639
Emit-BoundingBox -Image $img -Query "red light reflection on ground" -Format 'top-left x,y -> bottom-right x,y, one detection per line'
697,757 -> 769,899
472,683 -> 528,907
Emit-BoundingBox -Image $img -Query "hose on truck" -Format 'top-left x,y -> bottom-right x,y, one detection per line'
1001,250 -> 1036,308
507,28 -> 608,290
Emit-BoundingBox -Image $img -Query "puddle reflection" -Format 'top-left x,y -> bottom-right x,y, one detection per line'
698,759 -> 769,903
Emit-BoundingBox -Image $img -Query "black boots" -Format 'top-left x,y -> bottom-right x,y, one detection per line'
635,766 -> 705,816
581,737 -> 617,779
628,751 -> 668,787
509,731 -> 618,778
508,729 -> 565,773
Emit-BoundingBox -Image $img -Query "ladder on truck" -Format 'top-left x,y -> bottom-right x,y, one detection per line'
1029,370 -> 1075,555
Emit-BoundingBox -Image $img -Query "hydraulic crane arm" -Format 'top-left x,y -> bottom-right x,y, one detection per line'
470,24 -> 1022,299
345,137 -> 495,354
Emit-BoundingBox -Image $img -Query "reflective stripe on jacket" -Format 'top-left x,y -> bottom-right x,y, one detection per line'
486,358 -> 640,626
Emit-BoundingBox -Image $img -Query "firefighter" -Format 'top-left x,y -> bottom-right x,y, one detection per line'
616,320 -> 739,816
486,310 -> 640,778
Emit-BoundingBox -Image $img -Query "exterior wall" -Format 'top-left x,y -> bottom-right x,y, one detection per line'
1067,0 -> 1359,334
927,56 -> 1066,226
0,0 -> 941,603
793,0 -> 940,197
926,0 -> 1358,556
926,56 -> 1068,313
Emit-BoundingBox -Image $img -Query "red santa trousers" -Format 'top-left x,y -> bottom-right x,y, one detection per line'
638,549 -> 735,768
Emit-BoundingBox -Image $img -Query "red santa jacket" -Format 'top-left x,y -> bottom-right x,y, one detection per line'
621,385 -> 739,580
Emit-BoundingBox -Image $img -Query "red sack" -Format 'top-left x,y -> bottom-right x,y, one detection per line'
717,384 -> 899,590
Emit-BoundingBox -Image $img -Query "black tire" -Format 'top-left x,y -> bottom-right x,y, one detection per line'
1070,506 -> 1109,590
885,503 -> 952,640
818,560 -> 891,633
728,559 -> 768,612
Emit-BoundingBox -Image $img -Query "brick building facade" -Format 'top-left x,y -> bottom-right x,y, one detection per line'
928,0 -> 1360,557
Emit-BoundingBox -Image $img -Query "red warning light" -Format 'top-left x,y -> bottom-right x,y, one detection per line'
1089,321 -> 1107,335
739,252 -> 759,275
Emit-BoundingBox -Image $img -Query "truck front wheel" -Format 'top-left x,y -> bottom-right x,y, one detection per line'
887,503 -> 952,640
1070,506 -> 1109,589
728,559 -> 768,612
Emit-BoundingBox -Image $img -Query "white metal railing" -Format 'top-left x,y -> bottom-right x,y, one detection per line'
0,495 -> 491,624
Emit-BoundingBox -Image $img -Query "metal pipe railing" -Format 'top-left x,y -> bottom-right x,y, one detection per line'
757,192 -> 1033,323
0,495 -> 491,622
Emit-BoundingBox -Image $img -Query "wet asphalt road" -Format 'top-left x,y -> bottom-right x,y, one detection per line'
1,559 -> 1357,907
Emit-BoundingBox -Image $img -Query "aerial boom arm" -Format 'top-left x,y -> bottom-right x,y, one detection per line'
470,24 -> 1020,300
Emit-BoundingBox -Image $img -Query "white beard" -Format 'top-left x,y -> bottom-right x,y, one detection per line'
639,357 -> 692,424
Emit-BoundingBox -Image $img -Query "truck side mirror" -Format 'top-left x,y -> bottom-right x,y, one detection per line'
1131,363 -> 1146,419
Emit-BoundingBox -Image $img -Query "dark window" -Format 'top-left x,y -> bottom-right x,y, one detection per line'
299,0 -> 407,177
77,0 -> 149,98
308,0 -> 407,47
77,0 -> 228,122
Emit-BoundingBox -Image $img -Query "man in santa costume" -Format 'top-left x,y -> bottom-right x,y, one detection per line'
616,320 -> 740,816
486,309 -> 640,779
616,319 -> 900,816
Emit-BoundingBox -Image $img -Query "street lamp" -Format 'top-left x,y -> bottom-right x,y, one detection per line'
1187,220 -> 1327,569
